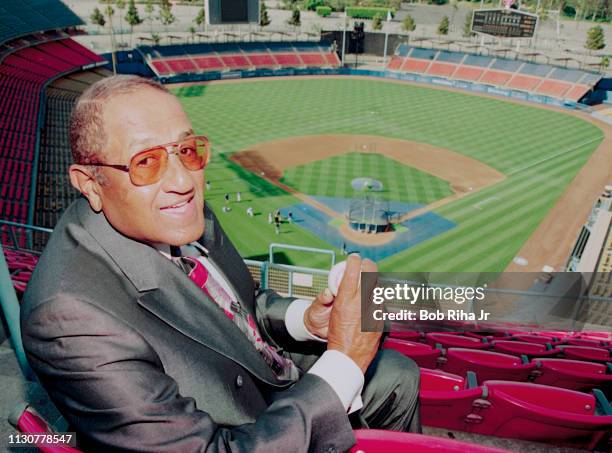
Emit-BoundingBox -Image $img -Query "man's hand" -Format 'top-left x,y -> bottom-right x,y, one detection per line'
304,288 -> 335,339
327,254 -> 382,374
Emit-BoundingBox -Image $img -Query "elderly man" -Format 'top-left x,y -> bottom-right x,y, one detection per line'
21,75 -> 419,452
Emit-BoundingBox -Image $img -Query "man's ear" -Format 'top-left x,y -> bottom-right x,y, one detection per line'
69,164 -> 104,212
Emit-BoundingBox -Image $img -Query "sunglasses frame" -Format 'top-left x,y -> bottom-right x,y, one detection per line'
83,135 -> 211,186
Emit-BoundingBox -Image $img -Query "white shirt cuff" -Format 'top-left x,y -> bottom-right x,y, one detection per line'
307,350 -> 364,414
285,299 -> 326,342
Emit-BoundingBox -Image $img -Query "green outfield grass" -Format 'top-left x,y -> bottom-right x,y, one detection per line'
174,78 -> 603,272
280,152 -> 453,204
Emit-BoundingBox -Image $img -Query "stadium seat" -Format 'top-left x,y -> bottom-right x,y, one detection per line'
509,334 -> 565,347
8,403 -> 82,453
474,381 -> 612,450
479,70 -> 513,86
491,340 -> 559,359
425,333 -> 490,350
388,329 -> 421,342
426,62 -> 457,78
441,348 -> 536,383
382,338 -> 441,369
419,368 -> 485,431
531,358 -> 612,393
558,345 -> 611,363
400,58 -> 429,74
350,429 -> 511,452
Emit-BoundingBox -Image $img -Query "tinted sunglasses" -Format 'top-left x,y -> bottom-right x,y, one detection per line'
86,135 -> 210,186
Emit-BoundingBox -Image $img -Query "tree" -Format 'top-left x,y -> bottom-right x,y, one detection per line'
158,2 -> 176,33
287,7 -> 301,27
125,0 -> 143,47
600,55 -> 610,73
585,25 -> 606,51
260,2 -> 271,27
402,14 -> 416,32
145,0 -> 155,32
372,14 -> 383,30
151,32 -> 161,46
437,15 -> 449,35
194,7 -> 206,30
90,7 -> 106,31
463,11 -> 474,38
188,25 -> 196,43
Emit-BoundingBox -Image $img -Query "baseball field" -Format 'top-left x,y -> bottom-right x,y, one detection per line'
172,77 -> 605,272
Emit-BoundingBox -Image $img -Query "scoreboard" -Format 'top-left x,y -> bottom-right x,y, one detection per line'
206,0 -> 260,25
472,9 -> 538,38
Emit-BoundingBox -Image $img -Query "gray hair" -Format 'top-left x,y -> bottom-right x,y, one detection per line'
69,75 -> 170,183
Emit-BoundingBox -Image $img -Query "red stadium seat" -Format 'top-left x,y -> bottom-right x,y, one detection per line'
425,333 -> 490,350
386,56 -> 404,71
567,338 -> 610,348
491,340 -> 559,359
419,368 -> 485,431
506,74 -> 541,92
559,345 -> 611,363
8,404 -> 83,453
475,381 -> 612,450
442,348 -> 536,383
479,70 -> 513,86
426,62 -> 457,78
351,429 -> 512,452
400,58 -> 429,73
388,329 -> 421,342
532,358 -> 612,393
452,66 -> 484,81
536,80 -> 572,98
509,334 -> 564,347
382,338 -> 441,369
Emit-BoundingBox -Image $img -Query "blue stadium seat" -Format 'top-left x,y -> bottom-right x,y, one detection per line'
436,51 -> 464,63
463,54 -> 493,67
491,58 -> 523,72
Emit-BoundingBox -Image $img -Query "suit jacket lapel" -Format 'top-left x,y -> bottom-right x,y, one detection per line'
199,206 -> 257,318
76,198 -> 287,387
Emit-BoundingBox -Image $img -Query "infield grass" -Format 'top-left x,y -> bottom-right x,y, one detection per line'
174,78 -> 603,272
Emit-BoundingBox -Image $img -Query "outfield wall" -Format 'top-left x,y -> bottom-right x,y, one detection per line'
162,67 -> 576,109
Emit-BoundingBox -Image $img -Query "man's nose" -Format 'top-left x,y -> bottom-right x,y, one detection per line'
161,152 -> 193,193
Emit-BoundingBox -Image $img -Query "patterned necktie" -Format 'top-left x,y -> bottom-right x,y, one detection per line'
176,254 -> 300,381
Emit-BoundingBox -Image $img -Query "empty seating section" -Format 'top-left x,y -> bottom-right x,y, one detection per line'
519,62 -> 553,77
35,82 -> 87,228
464,54 -> 494,68
3,247 -> 39,293
427,62 -> 456,78
436,51 -> 465,64
480,70 -> 513,86
401,58 -> 430,73
144,41 -> 340,76
386,46 -> 601,101
220,54 -> 250,69
0,38 -> 104,230
193,56 -> 224,71
382,330 -> 612,449
273,53 -> 301,66
491,58 -> 522,72
507,74 -> 541,91
549,68 -> 584,83
299,53 -> 326,66
453,66 -> 484,81
165,58 -> 196,73
536,80 -> 572,98
387,56 -> 403,71
247,54 -> 276,68
0,0 -> 83,44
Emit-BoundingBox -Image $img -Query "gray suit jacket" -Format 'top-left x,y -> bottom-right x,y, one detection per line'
21,198 -> 355,452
